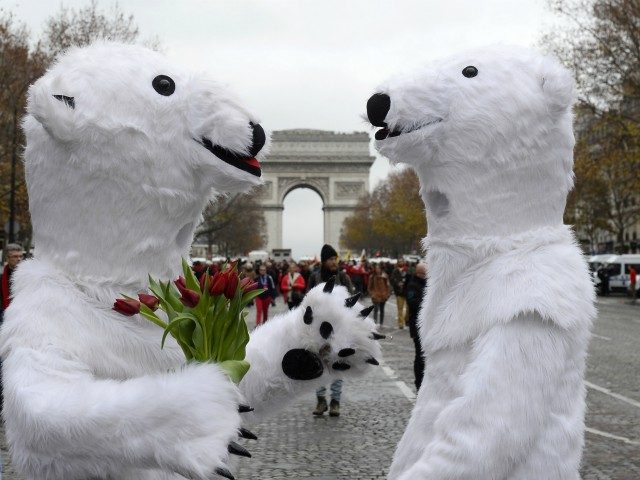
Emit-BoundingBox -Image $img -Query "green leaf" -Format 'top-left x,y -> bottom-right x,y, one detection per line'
162,281 -> 184,313
139,304 -> 168,329
161,314 -> 198,349
241,288 -> 265,306
182,257 -> 200,292
192,322 -> 205,353
148,275 -> 165,301
218,360 -> 250,384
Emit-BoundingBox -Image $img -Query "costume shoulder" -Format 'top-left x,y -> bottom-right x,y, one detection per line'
423,226 -> 596,350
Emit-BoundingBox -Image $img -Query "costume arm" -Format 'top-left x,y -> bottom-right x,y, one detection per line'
239,282 -> 382,420
3,346 -> 241,479
397,312 -> 573,480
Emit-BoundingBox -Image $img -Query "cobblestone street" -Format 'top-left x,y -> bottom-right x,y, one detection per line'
1,296 -> 638,479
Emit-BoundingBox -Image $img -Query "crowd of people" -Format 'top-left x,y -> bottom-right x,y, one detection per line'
192,244 -> 428,414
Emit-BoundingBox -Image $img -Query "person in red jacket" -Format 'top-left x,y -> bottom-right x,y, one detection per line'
280,262 -> 306,309
629,266 -> 637,302
1,243 -> 24,324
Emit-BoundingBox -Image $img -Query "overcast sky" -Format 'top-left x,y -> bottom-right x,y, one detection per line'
9,0 -> 558,258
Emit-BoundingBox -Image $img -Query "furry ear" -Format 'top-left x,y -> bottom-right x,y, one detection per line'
27,78 -> 78,143
539,57 -> 575,117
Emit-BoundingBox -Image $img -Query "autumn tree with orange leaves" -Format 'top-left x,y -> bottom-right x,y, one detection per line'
341,168 -> 426,257
543,0 -> 640,252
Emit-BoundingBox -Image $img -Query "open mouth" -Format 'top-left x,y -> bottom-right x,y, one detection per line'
197,138 -> 261,177
374,118 -> 442,141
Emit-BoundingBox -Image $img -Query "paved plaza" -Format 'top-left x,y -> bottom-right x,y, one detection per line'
1,296 -> 639,479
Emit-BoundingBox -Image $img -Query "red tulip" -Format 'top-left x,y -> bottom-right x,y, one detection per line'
224,270 -> 240,299
113,298 -> 141,316
240,277 -> 259,292
179,289 -> 201,308
138,293 -> 159,311
175,276 -> 187,292
199,273 -> 209,293
209,271 -> 227,296
174,277 -> 201,308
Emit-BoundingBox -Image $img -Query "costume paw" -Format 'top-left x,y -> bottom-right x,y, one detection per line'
281,277 -> 383,381
157,365 -> 257,480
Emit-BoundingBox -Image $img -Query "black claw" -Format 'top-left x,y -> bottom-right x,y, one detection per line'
215,466 -> 235,479
239,427 -> 258,440
338,348 -> 356,357
332,362 -> 351,371
323,276 -> 336,293
228,441 -> 251,458
366,357 -> 380,365
360,305 -> 375,318
371,332 -> 386,340
304,306 -> 313,325
282,348 -> 324,380
345,292 -> 361,308
238,404 -> 254,413
319,321 -> 333,339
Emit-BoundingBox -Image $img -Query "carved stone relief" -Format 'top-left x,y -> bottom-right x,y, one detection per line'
335,181 -> 365,199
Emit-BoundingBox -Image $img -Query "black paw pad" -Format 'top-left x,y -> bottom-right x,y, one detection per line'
320,321 -> 333,339
282,349 -> 324,380
304,306 -> 313,324
332,362 -> 351,371
238,404 -> 254,413
338,348 -> 356,357
371,332 -> 386,340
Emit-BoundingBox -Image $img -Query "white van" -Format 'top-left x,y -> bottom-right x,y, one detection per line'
600,254 -> 640,292
248,250 -> 269,263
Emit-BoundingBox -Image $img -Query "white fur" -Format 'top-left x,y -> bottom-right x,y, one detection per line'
373,46 -> 596,479
1,42 -> 380,479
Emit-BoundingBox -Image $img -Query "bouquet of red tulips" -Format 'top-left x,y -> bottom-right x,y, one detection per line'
113,259 -> 263,383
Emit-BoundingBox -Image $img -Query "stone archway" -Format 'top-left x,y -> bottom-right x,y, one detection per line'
257,129 -> 374,254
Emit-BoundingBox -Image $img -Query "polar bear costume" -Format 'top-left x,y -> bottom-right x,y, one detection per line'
367,46 -> 595,480
0,42 -> 382,480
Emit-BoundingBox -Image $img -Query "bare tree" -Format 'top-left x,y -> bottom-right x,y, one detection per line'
196,192 -> 266,257
0,2 -> 156,249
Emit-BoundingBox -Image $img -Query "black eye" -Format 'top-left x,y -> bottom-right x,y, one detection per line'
152,75 -> 175,96
462,66 -> 478,78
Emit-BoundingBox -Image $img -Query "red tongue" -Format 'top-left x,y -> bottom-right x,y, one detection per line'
245,157 -> 260,168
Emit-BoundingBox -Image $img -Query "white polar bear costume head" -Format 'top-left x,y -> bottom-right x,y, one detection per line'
24,42 -> 268,291
369,45 -> 575,241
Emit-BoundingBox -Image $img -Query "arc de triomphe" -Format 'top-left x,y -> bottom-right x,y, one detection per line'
258,129 -> 374,254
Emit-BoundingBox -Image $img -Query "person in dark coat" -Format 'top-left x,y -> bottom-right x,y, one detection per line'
404,262 -> 427,390
308,244 -> 354,417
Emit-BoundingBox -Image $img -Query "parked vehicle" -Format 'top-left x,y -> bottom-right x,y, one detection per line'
599,254 -> 640,293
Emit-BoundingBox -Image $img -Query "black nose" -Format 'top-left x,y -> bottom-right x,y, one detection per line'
249,122 -> 266,157
367,93 -> 391,127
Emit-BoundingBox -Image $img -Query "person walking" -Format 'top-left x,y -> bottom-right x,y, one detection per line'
629,266 -> 637,303
280,262 -> 306,309
308,244 -> 354,417
405,262 -> 427,390
1,243 -> 24,324
597,266 -> 610,296
254,264 -> 277,325
368,263 -> 391,326
390,260 -> 408,329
